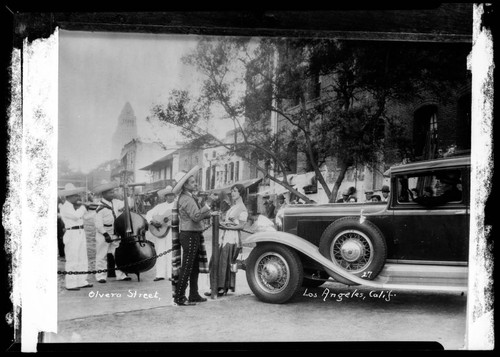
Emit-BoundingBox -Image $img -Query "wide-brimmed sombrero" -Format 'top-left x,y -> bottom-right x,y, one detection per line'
58,183 -> 86,197
158,185 -> 175,197
172,165 -> 200,194
92,181 -> 120,194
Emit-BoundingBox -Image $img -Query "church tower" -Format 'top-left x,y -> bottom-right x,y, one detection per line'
112,102 -> 138,158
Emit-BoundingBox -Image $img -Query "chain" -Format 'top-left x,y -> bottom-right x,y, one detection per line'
58,221 -> 214,275
57,248 -> 173,275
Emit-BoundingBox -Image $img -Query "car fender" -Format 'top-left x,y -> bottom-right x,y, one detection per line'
245,231 -> 365,286
245,231 -> 466,292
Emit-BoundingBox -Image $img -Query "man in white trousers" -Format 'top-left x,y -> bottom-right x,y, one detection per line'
58,184 -> 93,291
146,185 -> 176,282
92,181 -> 131,283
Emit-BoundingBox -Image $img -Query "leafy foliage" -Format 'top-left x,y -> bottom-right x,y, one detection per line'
149,36 -> 469,202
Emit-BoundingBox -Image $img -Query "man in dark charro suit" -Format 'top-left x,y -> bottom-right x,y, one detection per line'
172,166 -> 217,306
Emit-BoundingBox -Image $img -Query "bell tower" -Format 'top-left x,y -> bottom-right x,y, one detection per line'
112,102 -> 138,157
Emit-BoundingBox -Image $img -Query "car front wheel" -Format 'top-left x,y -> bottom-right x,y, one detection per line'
245,243 -> 304,304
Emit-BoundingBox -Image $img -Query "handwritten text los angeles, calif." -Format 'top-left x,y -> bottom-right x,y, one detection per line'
303,287 -> 396,302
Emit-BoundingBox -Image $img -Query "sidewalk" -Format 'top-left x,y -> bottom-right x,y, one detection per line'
55,243 -> 254,322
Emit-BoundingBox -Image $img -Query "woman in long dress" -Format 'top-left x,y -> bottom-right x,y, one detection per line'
207,183 -> 248,297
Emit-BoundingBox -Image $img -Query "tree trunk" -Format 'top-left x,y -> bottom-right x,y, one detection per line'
328,161 -> 349,203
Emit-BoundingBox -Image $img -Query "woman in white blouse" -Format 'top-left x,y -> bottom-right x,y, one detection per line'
206,183 -> 248,297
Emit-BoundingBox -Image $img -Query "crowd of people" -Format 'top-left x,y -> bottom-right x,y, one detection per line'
63,162 -> 445,307
57,166 -> 254,306
59,162 -> 463,308
58,182 -> 134,291
335,185 -> 390,203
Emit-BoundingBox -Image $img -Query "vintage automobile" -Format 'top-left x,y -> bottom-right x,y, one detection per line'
242,155 -> 470,304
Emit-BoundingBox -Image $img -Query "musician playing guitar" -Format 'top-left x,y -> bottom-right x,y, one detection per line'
145,185 -> 177,281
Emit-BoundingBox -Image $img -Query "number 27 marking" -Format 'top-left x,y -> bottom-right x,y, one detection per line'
361,271 -> 372,278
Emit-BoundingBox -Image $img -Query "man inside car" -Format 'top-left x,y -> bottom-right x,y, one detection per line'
409,172 -> 462,206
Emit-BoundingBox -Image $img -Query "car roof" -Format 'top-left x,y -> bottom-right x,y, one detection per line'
390,155 -> 471,175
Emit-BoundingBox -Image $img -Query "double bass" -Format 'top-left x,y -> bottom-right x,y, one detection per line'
114,182 -> 156,281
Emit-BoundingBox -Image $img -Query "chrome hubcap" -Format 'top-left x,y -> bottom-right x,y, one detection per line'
255,253 -> 290,293
340,239 -> 364,262
262,261 -> 283,283
331,230 -> 373,272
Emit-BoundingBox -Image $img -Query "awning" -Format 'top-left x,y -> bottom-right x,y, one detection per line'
258,185 -> 288,196
210,178 -> 262,195
139,149 -> 178,171
258,172 -> 316,196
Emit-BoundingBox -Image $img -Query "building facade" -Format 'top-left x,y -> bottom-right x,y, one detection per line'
112,138 -> 168,190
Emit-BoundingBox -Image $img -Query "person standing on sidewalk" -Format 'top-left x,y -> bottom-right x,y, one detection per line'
58,184 -> 93,291
206,183 -> 248,297
262,194 -> 276,220
92,181 -> 132,284
145,185 -> 177,282
171,166 -> 216,306
57,196 -> 66,260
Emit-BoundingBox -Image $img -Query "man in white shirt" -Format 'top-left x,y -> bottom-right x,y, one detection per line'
146,185 -> 177,281
58,184 -> 93,291
92,181 -> 131,283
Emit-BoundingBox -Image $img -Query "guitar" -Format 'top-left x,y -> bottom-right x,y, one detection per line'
149,211 -> 172,238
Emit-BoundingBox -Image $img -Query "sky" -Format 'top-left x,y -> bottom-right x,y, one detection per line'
58,30 -> 233,174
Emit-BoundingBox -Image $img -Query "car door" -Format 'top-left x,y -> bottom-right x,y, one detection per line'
390,167 -> 469,263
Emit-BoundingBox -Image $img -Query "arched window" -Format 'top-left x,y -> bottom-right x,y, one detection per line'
413,105 -> 438,159
229,162 -> 235,182
457,93 -> 471,151
211,166 -> 216,189
235,161 -> 240,182
198,168 -> 202,187
205,166 -> 210,190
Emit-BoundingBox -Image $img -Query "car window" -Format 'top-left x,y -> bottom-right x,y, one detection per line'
396,169 -> 463,205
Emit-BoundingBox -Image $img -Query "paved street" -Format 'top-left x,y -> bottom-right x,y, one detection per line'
43,223 -> 468,350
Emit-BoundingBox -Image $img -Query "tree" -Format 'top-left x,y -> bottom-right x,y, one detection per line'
87,159 -> 120,189
58,159 -> 87,188
305,40 -> 469,201
149,37 -> 470,202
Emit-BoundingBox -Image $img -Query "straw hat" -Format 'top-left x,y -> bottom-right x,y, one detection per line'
58,183 -> 86,197
92,181 -> 120,194
172,165 -> 200,194
158,185 -> 175,197
174,171 -> 187,183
